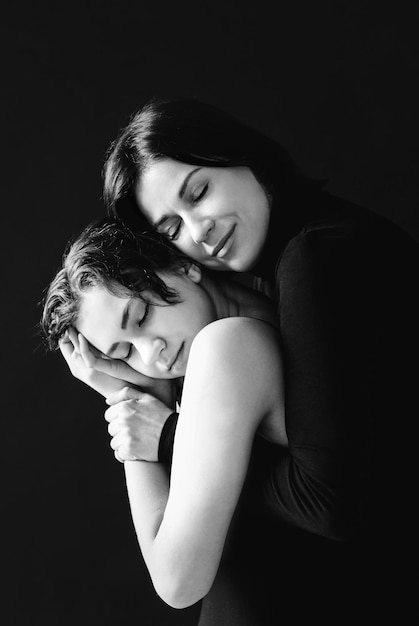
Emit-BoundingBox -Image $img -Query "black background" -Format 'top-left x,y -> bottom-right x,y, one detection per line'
4,1 -> 419,624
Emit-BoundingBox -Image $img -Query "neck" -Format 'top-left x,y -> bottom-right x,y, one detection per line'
200,271 -> 278,329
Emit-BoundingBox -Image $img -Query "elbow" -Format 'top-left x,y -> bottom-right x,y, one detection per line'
144,537 -> 219,608
153,571 -> 211,609
158,591 -> 200,610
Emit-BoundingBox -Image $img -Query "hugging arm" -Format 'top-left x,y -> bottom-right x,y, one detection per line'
266,225 -> 377,540
121,318 -> 284,608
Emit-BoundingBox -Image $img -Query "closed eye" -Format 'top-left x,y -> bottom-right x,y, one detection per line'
192,183 -> 208,204
122,344 -> 133,360
118,303 -> 150,360
138,302 -> 150,327
165,184 -> 208,241
166,219 -> 183,241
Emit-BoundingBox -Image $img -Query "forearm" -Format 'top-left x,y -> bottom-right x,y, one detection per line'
124,460 -> 169,546
124,460 -> 217,608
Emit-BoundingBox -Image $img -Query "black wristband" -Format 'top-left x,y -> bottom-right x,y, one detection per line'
158,412 -> 179,464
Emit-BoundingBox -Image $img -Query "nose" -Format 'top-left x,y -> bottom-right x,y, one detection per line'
184,213 -> 215,244
136,336 -> 166,366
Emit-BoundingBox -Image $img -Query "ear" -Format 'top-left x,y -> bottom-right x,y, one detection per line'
184,262 -> 202,283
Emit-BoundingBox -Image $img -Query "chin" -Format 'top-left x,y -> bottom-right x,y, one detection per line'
229,257 -> 254,272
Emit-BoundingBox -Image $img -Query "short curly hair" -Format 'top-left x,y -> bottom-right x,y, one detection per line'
40,217 -> 192,351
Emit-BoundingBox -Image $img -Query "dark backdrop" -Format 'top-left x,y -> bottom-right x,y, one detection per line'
4,2 -> 419,624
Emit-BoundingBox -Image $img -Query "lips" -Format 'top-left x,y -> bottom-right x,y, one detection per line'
168,342 -> 184,371
211,225 -> 236,258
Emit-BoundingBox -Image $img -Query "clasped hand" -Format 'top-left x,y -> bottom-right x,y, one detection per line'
105,387 -> 174,463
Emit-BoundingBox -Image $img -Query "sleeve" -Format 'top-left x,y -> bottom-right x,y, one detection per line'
261,224 -> 375,541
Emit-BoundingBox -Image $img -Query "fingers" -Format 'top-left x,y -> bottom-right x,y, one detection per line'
112,434 -> 137,463
114,449 -> 125,463
103,389 -> 149,463
104,396 -> 136,423
104,402 -> 146,462
107,417 -> 122,437
109,430 -> 125,451
106,386 -> 144,407
67,327 -> 80,351
113,447 -> 137,463
59,328 -> 80,359
59,327 -> 75,355
59,329 -> 82,371
78,333 -> 97,368
59,336 -> 73,361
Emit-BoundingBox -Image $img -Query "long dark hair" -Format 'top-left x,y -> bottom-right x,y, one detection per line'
103,97 -> 317,222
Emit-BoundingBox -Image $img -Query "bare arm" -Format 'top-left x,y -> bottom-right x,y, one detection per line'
122,317 -> 285,608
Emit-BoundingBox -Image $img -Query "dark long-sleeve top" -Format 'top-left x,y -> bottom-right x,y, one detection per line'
250,187 -> 419,543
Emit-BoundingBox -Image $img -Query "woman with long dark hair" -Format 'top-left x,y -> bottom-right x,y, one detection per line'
100,97 -> 419,622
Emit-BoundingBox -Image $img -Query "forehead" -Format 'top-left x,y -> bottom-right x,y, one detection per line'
77,287 -> 129,347
135,158 -> 196,218
79,285 -> 126,315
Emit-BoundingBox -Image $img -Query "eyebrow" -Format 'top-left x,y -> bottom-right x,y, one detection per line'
153,167 -> 202,230
106,299 -> 133,357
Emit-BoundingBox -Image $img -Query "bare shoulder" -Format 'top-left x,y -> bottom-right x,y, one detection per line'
195,316 -> 278,344
188,317 -> 282,394
181,317 -> 285,440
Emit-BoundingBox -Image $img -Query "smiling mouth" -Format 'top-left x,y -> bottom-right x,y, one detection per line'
211,225 -> 236,258
168,342 -> 184,371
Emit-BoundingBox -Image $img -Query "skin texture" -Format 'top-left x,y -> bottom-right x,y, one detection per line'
135,159 -> 271,272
